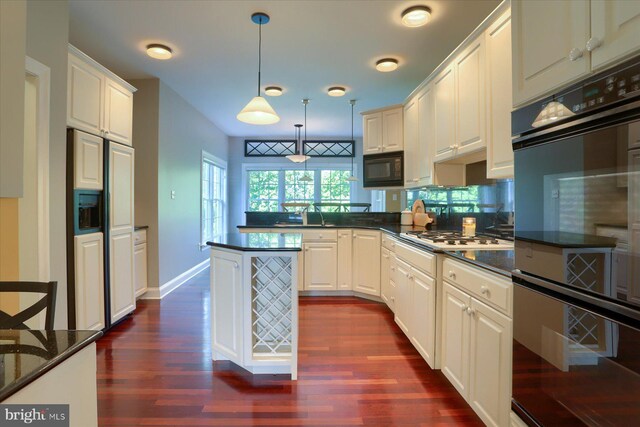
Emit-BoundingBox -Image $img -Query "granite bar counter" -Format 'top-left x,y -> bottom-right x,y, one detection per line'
207,232 -> 302,252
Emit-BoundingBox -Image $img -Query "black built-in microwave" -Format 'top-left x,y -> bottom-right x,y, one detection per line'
363,151 -> 404,188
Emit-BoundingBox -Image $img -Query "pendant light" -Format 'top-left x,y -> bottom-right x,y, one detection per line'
299,99 -> 313,182
532,98 -> 574,128
237,13 -> 280,125
286,124 -> 309,163
346,99 -> 358,182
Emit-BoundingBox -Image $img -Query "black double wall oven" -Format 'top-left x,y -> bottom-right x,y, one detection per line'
511,57 -> 640,426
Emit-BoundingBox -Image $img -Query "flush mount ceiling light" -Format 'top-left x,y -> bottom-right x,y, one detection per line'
237,12 -> 280,125
286,124 -> 310,163
328,86 -> 346,97
146,44 -> 173,60
264,86 -> 283,96
532,100 -> 575,128
376,58 -> 399,72
346,99 -> 358,182
401,5 -> 432,27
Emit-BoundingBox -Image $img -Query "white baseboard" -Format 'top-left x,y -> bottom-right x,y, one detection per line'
141,259 -> 210,300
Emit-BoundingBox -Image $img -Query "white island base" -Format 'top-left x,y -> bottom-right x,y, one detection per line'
210,246 -> 299,380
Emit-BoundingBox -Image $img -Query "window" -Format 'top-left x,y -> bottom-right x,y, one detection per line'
202,153 -> 227,245
246,168 -> 352,212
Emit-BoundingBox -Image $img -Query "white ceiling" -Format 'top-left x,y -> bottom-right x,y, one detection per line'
69,0 -> 500,138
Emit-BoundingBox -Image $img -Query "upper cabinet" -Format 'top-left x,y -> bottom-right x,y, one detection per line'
404,84 -> 434,188
67,45 -> 136,146
362,106 -> 403,155
433,64 -> 457,163
485,10 -> 514,179
512,0 -> 640,107
455,37 -> 486,158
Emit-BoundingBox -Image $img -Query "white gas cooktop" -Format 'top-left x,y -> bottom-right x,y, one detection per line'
400,230 -> 514,251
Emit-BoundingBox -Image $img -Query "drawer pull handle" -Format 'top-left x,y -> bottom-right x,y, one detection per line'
481,286 -> 489,295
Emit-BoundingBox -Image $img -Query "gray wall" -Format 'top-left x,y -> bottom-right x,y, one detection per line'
227,136 -> 370,229
129,78 -> 160,291
157,81 -> 229,285
25,0 -> 69,327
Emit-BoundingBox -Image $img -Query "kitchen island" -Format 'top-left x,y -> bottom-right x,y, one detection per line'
207,232 -> 301,379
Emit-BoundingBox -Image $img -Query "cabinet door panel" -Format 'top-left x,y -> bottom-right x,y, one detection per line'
110,231 -> 135,323
590,0 -> 640,70
442,282 -> 471,398
211,251 -> 243,365
304,243 -> 337,290
512,0 -> 590,106
434,65 -> 456,162
352,231 -> 381,296
74,130 -> 103,190
410,268 -> 436,368
383,108 -> 403,152
363,113 -> 382,154
417,85 -> 434,186
403,99 -> 418,186
104,78 -> 133,146
337,230 -> 352,290
486,11 -> 514,179
134,242 -> 147,297
394,259 -> 411,335
381,248 -> 391,305
67,54 -> 103,135
469,300 -> 512,427
456,39 -> 485,156
74,233 -> 105,330
109,143 -> 134,233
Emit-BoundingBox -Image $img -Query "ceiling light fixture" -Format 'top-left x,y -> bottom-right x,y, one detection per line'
376,58 -> 399,72
532,100 -> 575,128
264,86 -> 283,96
286,124 -> 310,163
237,13 -> 280,125
346,99 -> 358,182
328,86 -> 346,97
401,5 -> 432,27
146,44 -> 173,60
300,99 -> 313,181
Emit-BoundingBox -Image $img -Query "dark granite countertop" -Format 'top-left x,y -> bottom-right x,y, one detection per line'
207,232 -> 302,252
237,224 -> 429,234
0,329 -> 102,401
445,250 -> 515,278
134,225 -> 149,231
515,231 -> 617,248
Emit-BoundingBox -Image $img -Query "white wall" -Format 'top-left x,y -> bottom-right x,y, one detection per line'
227,136 -> 370,228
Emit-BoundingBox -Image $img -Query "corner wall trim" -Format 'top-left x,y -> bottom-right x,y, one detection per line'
141,259 -> 210,300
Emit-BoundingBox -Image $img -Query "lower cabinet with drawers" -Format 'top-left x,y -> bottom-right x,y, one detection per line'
441,257 -> 512,427
133,228 -> 148,298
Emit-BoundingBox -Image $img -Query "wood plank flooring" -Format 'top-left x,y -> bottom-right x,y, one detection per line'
97,269 -> 482,426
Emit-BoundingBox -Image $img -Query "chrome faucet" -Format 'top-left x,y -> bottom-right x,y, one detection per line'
300,211 -> 308,225
318,209 -> 325,227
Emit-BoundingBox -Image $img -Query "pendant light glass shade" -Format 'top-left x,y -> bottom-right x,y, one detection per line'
286,123 -> 309,163
237,12 -> 280,125
299,173 -> 313,182
532,100 -> 574,128
237,96 -> 280,124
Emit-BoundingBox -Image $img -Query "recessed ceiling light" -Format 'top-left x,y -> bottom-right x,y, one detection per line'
376,58 -> 399,72
401,5 -> 432,27
146,44 -> 173,60
328,86 -> 346,97
264,86 -> 283,96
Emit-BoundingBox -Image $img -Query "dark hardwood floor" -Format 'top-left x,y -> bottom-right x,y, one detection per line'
97,269 -> 482,426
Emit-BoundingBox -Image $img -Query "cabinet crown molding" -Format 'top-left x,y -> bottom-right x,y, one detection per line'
68,44 -> 137,93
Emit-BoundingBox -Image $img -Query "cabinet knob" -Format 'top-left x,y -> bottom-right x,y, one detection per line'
448,271 -> 456,280
105,130 -> 110,135
480,286 -> 489,295
461,304 -> 468,311
305,248 -> 309,252
391,267 -> 395,271
233,262 -> 239,269
568,47 -> 583,61
466,307 -> 475,316
586,37 -> 602,52
391,296 -> 395,302
353,234 -> 357,238
405,273 -> 410,278
319,235 -> 323,238
409,275 -> 414,281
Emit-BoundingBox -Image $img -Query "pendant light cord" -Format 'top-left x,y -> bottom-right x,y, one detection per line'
351,100 -> 355,174
257,19 -> 262,96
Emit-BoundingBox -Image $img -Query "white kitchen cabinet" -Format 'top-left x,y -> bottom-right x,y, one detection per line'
441,282 -> 471,396
103,78 -> 133,146
362,107 -> 403,155
511,0 -> 590,107
410,267 -> 436,368
67,52 -> 104,137
388,252 -> 397,313
381,247 -> 391,305
210,250 -> 244,365
394,258 -> 411,335
469,298 -> 512,427
455,37 -> 486,157
403,99 -> 418,187
73,130 -> 103,190
590,0 -> 640,71
352,230 -> 381,296
67,46 -> 135,145
304,242 -> 337,291
73,232 -> 105,331
108,141 -> 135,324
486,10 -> 514,179
134,229 -> 147,298
337,229 -> 352,290
434,64 -> 457,162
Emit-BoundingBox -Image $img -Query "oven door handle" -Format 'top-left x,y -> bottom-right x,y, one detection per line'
512,270 -> 640,324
